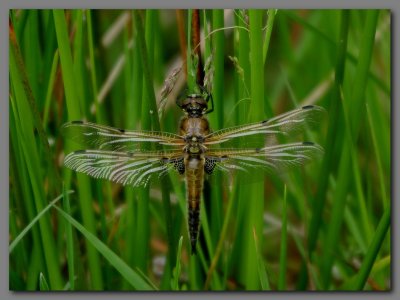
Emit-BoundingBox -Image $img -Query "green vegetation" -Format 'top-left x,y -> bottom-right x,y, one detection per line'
9,9 -> 390,291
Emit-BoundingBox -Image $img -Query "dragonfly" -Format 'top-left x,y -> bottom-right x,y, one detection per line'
62,93 -> 324,255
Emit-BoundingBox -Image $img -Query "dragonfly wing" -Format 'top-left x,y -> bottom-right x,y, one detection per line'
62,121 -> 184,151
204,105 -> 325,148
205,142 -> 323,179
64,149 -> 184,187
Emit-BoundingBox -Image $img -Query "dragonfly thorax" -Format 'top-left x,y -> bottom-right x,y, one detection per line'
184,135 -> 206,154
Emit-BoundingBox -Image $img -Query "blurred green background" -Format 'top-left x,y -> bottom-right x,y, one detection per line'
9,9 -> 390,291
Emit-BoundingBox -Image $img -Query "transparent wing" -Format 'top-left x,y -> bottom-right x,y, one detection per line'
64,149 -> 184,187
204,105 -> 325,148
205,142 -> 323,179
62,121 -> 184,151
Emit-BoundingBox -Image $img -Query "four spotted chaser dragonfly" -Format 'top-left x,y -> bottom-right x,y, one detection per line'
62,93 -> 324,254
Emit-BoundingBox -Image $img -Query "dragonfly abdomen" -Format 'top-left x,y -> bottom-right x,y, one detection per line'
185,155 -> 205,255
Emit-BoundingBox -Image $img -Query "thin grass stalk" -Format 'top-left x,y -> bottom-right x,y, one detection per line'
43,50 -> 59,127
133,9 -> 152,271
122,12 -> 143,285
134,10 -> 160,131
85,12 -> 116,287
254,227 -> 270,290
229,9 -> 250,285
207,10 -> 225,256
27,247 -> 43,290
185,9 -> 194,92
349,11 -> 380,136
237,10 -> 251,126
192,9 -> 204,86
211,10 -> 224,129
263,9 -> 277,66
204,183 -> 237,289
23,11 -> 41,104
39,273 -> 50,291
278,185 -> 288,290
41,10 -> 57,98
170,236 -> 184,290
72,10 -> 87,117
228,10 -> 250,282
86,10 -> 101,121
129,12 -> 143,127
366,104 -> 389,208
353,207 -> 390,290
121,14 -> 137,289
62,186 -> 75,290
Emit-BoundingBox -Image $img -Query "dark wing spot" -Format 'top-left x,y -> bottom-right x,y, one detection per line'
204,157 -> 217,174
74,150 -> 87,154
118,128 -> 125,133
302,141 -> 315,145
302,105 -> 315,109
71,120 -> 84,124
261,119 -> 269,124
255,148 -> 261,153
171,157 -> 185,174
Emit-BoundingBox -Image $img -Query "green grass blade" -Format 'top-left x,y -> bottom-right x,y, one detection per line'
211,9 -> 225,129
43,49 -> 59,127
240,9 -> 265,290
170,236 -> 183,290
132,9 -> 156,271
366,104 -> 389,208
62,185 -> 75,290
39,273 -> 50,291
133,10 -> 161,131
207,11 -> 225,259
9,191 -> 74,253
186,9 -> 195,91
353,207 -> 390,290
253,228 -> 270,290
263,9 -> 277,65
278,185 -> 288,290
53,205 -> 155,290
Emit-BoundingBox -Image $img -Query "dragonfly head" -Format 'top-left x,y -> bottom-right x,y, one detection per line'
177,89 -> 214,117
177,94 -> 208,117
